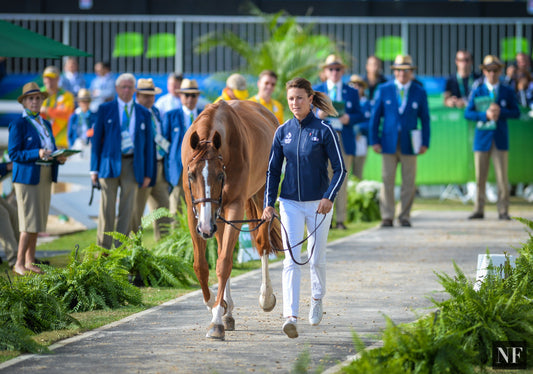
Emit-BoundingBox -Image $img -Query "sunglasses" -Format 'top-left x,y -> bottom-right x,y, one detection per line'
183,93 -> 198,98
485,68 -> 500,73
328,67 -> 342,72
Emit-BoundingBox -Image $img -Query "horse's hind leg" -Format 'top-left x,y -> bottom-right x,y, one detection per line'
246,192 -> 276,312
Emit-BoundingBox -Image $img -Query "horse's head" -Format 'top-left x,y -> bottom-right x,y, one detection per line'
187,130 -> 225,239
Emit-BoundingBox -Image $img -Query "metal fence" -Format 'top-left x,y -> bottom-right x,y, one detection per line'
1,14 -> 533,78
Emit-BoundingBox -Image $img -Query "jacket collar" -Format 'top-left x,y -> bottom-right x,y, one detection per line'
295,110 -> 316,127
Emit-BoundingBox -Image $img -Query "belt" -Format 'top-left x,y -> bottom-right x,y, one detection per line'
122,154 -> 134,159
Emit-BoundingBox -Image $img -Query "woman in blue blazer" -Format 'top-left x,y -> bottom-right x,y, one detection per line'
8,82 -> 67,275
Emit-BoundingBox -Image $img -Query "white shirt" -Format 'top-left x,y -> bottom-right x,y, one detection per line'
394,79 -> 412,114
182,106 -> 198,128
326,80 -> 342,101
22,111 -> 54,150
155,93 -> 181,119
117,97 -> 136,140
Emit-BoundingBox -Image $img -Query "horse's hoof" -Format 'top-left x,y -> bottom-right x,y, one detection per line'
259,293 -> 276,312
206,323 -> 225,340
223,315 -> 235,331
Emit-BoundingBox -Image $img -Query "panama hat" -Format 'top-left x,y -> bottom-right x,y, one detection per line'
42,65 -> 60,79
77,88 -> 92,102
391,55 -> 417,70
349,74 -> 368,89
135,78 -> 162,95
321,54 -> 346,69
479,55 -> 504,70
226,74 -> 248,100
17,82 -> 48,103
177,79 -> 201,94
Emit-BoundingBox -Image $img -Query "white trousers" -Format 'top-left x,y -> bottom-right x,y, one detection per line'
279,198 -> 333,318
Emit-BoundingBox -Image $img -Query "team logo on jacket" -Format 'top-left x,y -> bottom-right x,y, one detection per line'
284,132 -> 292,144
501,100 -> 507,107
346,101 -> 352,109
412,102 -> 418,109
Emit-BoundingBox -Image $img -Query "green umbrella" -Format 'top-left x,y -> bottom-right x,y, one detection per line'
0,19 -> 91,58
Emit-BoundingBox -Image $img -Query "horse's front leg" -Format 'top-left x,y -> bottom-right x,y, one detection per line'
206,204 -> 242,340
259,252 -> 276,312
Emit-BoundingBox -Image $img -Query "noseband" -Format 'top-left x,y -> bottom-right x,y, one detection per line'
187,141 -> 225,220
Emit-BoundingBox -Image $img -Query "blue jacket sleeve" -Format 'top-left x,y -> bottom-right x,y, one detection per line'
67,113 -> 77,147
323,126 -> 347,201
0,162 -> 7,179
464,89 -> 488,122
264,129 -> 284,208
499,87 -> 520,120
90,105 -> 105,173
419,89 -> 431,148
347,88 -> 364,125
369,88 -> 384,146
8,119 -> 40,163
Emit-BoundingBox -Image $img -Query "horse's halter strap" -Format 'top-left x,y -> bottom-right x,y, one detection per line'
187,141 -> 225,220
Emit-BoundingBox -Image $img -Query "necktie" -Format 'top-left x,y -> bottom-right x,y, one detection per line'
400,87 -> 405,104
489,88 -> 495,101
329,86 -> 337,101
122,104 -> 130,131
189,111 -> 195,126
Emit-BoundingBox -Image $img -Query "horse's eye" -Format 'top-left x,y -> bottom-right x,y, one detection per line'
218,173 -> 224,181
188,172 -> 194,181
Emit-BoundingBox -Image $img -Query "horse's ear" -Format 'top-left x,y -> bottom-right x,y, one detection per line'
190,131 -> 200,150
213,131 -> 222,150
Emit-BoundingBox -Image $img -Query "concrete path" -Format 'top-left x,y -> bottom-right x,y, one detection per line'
1,209 -> 532,374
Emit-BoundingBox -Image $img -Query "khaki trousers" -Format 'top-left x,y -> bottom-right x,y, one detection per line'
473,143 -> 509,215
380,143 -> 417,222
132,160 -> 171,241
352,155 -> 366,180
97,156 -> 138,249
0,197 -> 19,267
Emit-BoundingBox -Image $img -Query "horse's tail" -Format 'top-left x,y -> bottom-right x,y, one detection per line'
268,217 -> 283,256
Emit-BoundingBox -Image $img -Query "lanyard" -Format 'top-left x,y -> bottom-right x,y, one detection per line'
457,73 -> 474,99
25,116 -> 51,147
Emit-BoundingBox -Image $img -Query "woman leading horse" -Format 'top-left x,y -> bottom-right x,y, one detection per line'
182,99 -> 282,340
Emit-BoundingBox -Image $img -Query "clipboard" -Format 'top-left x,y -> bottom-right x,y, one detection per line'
50,149 -> 82,158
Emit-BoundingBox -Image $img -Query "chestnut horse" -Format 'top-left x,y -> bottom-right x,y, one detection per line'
182,100 -> 282,340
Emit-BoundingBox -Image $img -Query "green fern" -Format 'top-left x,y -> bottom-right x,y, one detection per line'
105,222 -> 196,287
343,313 -> 476,374
0,276 -> 79,333
0,324 -> 49,353
25,248 -> 142,312
153,206 -> 219,270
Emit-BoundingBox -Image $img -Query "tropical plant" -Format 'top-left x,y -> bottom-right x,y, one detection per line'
433,261 -> 533,366
26,246 -> 143,312
195,5 -> 340,107
152,206 -> 219,270
104,209 -> 197,287
0,324 -> 49,353
0,276 -> 79,333
344,313 -> 476,374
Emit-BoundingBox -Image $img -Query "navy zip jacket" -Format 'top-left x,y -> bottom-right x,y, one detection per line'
264,111 -> 346,207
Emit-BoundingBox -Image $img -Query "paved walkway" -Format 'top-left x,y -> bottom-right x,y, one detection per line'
1,209 -> 532,374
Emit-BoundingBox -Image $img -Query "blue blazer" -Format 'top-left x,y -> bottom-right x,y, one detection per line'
313,82 -> 363,156
90,100 -> 155,186
356,97 -> 372,136
464,82 -> 520,152
162,107 -> 202,187
67,109 -> 97,147
369,81 -> 430,155
8,116 -> 59,184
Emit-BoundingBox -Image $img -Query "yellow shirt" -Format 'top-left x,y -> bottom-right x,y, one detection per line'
41,88 -> 75,148
249,95 -> 283,124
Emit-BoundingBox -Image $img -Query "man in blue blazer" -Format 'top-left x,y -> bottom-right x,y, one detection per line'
162,78 -> 204,214
90,73 -> 155,249
369,55 -> 430,228
314,54 -> 364,230
464,55 -> 520,221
